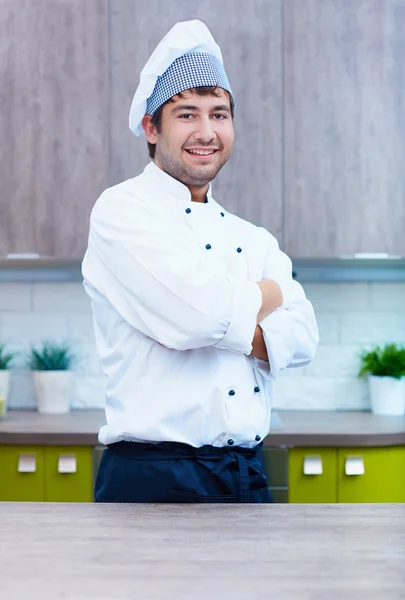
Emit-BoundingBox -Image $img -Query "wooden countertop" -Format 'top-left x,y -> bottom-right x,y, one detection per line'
270,410 -> 405,447
0,410 -> 104,445
0,502 -> 404,600
0,409 -> 405,447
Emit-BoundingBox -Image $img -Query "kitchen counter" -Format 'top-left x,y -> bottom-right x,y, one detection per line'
0,502 -> 404,600
0,409 -> 405,446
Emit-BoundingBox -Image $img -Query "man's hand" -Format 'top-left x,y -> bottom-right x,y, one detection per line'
256,279 -> 283,324
250,325 -> 269,362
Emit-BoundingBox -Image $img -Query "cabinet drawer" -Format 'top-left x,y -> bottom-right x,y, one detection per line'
0,445 -> 45,501
288,447 -> 337,503
44,446 -> 93,502
338,447 -> 405,503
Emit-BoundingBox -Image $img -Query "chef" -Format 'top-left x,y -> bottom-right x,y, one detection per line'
82,20 -> 319,503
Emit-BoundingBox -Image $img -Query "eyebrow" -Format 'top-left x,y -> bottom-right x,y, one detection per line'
171,104 -> 231,114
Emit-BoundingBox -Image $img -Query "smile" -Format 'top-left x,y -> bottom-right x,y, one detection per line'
185,149 -> 218,156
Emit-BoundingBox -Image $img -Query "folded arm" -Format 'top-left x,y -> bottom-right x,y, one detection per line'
251,230 -> 319,380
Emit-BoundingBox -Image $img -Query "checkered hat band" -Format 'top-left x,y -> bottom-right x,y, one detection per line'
146,53 -> 233,116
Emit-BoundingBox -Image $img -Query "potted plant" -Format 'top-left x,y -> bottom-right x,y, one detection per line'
358,343 -> 405,415
26,340 -> 79,414
0,344 -> 18,417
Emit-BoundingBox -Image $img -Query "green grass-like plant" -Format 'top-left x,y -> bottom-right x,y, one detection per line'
0,344 -> 18,370
26,340 -> 78,371
358,343 -> 405,380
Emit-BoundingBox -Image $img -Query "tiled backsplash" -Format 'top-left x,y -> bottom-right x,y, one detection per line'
1,281 -> 404,411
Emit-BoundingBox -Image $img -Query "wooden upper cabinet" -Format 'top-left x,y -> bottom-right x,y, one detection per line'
109,0 -> 283,241
10,0 -> 405,261
284,0 -> 405,258
0,0 -> 108,260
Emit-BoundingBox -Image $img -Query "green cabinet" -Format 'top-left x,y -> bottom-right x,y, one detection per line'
338,447 -> 405,503
289,446 -> 405,504
288,447 -> 338,503
2,442 -> 404,504
44,446 -> 93,502
0,445 -> 93,502
0,446 -> 45,501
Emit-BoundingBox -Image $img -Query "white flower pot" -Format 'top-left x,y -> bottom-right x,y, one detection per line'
0,370 -> 10,417
33,371 -> 74,414
368,375 -> 405,416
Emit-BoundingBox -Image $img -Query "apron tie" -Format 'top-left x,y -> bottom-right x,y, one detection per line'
210,451 -> 250,502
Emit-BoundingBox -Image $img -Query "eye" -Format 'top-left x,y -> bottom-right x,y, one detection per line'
178,114 -> 194,119
213,113 -> 227,120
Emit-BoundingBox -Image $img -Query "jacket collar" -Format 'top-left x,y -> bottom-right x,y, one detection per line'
143,161 -> 213,205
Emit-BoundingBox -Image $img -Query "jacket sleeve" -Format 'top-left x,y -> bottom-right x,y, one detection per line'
252,230 -> 319,381
82,189 -> 262,354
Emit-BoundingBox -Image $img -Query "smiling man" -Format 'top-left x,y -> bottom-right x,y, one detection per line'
82,20 -> 319,503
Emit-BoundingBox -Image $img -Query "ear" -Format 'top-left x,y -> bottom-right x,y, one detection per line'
142,114 -> 158,144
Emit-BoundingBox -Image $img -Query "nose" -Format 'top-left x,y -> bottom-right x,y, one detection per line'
194,116 -> 215,143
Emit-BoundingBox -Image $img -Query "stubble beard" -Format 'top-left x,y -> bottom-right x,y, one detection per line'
155,141 -> 233,188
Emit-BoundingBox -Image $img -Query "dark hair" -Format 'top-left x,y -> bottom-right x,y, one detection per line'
146,86 -> 235,159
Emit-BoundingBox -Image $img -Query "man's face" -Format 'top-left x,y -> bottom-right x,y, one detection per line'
149,89 -> 234,187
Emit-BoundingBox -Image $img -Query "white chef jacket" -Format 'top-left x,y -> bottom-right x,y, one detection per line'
82,161 -> 319,448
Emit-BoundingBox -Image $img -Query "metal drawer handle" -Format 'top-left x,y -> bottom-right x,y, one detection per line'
303,455 -> 323,475
18,454 -> 36,473
58,455 -> 77,474
345,456 -> 365,476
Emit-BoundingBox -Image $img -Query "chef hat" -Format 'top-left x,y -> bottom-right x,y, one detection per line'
129,20 -> 234,137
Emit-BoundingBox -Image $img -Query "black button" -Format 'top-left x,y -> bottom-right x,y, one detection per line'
185,208 -> 191,214
254,386 -> 260,393
237,247 -> 242,253
220,212 -> 225,217
228,390 -> 235,396
255,435 -> 261,442
205,244 -> 212,250
227,439 -> 235,446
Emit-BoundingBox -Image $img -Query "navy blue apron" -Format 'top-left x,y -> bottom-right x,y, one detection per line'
95,440 -> 273,503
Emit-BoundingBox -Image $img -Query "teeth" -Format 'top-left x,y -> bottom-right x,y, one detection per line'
187,150 -> 215,155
